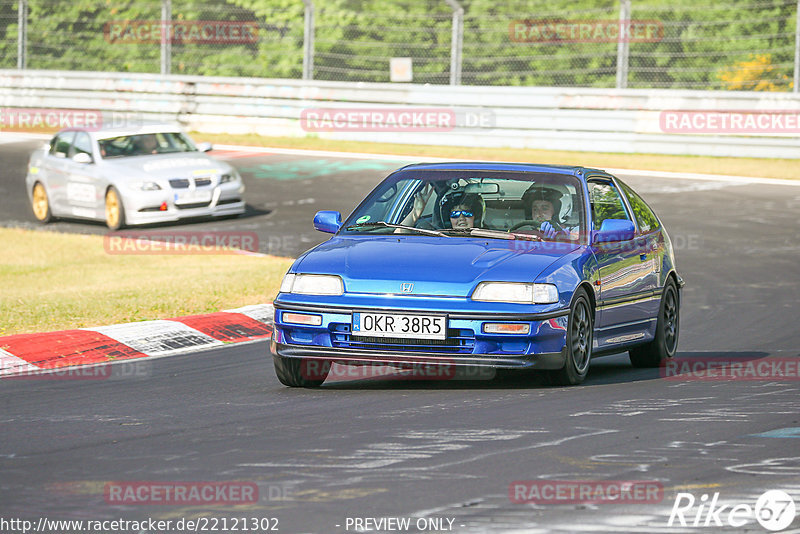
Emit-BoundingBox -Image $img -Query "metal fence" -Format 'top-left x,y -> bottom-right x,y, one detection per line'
1,0 -> 799,91
3,69 -> 799,158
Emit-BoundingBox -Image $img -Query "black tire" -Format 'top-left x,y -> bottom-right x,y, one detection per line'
273,354 -> 328,388
31,182 -> 53,223
547,288 -> 593,386
105,186 -> 126,231
629,278 -> 680,368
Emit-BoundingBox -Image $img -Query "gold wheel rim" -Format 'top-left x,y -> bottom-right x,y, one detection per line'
32,184 -> 49,220
106,190 -> 120,228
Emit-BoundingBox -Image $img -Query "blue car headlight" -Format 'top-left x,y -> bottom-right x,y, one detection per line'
472,282 -> 558,304
280,273 -> 344,296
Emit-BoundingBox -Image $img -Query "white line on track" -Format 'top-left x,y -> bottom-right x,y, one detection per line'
209,143 -> 800,188
3,132 -> 798,186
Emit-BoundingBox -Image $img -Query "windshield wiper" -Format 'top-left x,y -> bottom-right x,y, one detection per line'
508,231 -> 542,241
346,221 -> 449,237
440,228 -> 540,241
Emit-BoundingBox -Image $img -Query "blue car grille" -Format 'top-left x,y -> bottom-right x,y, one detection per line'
330,324 -> 475,354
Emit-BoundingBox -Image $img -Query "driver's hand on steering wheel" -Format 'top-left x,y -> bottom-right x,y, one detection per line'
540,221 -> 557,239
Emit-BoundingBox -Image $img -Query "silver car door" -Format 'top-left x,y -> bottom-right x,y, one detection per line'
63,131 -> 103,220
43,131 -> 75,213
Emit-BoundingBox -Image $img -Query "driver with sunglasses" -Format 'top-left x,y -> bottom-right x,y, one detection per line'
444,193 -> 484,229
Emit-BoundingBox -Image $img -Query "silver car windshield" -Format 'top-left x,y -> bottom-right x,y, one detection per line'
97,132 -> 196,159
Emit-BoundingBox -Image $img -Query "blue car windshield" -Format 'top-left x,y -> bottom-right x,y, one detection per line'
343,170 -> 586,241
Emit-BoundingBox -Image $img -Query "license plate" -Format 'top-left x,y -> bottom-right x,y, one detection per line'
352,312 -> 446,340
174,190 -> 212,205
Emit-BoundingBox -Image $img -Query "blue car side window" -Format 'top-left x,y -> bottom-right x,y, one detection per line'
588,181 -> 630,229
619,180 -> 661,233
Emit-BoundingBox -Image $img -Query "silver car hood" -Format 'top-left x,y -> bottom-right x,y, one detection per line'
99,152 -> 233,179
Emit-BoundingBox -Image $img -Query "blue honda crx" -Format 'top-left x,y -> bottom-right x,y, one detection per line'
272,162 -> 683,387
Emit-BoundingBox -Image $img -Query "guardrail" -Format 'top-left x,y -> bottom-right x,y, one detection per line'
2,69 -> 800,159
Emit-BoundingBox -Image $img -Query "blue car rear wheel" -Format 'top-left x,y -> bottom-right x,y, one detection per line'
629,278 -> 679,368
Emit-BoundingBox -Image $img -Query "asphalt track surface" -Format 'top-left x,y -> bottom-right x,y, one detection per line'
2,136 -> 800,533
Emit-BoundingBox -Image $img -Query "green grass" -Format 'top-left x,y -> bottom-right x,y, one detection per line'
0,228 -> 293,336
194,132 -> 799,181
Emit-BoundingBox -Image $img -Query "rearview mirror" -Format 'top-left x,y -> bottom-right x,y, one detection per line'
196,142 -> 213,152
313,210 -> 342,234
592,219 -> 635,243
72,152 -> 93,164
464,182 -> 501,194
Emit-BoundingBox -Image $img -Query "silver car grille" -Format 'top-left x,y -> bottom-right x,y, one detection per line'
169,177 -> 213,189
169,178 -> 190,189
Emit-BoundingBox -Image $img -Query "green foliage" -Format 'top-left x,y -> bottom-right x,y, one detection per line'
1,0 -> 796,89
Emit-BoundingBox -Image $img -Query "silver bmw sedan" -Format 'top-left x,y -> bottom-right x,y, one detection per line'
25,124 -> 246,230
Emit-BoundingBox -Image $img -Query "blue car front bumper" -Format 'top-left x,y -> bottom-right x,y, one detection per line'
271,297 -> 570,370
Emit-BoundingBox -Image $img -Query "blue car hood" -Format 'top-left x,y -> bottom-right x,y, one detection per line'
295,235 -> 578,297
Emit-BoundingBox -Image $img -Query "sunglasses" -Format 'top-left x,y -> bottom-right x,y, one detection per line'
449,210 -> 474,218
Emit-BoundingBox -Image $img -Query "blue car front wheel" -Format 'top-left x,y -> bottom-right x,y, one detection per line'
547,288 -> 593,386
274,354 -> 329,388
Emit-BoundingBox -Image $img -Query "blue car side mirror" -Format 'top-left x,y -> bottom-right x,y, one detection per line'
592,219 -> 635,243
313,210 -> 342,234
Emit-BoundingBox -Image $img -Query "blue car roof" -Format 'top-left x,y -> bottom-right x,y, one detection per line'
398,161 -> 609,179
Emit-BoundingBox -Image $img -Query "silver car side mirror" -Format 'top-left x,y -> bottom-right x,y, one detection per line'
72,152 -> 94,164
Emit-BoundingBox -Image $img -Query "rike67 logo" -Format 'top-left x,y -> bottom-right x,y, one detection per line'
668,490 -> 796,531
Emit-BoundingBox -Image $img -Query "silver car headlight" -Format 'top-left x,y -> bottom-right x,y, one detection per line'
130,181 -> 161,191
471,282 -> 559,304
220,171 -> 239,184
280,273 -> 344,296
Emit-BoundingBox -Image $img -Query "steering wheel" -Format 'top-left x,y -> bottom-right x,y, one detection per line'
509,220 -> 548,233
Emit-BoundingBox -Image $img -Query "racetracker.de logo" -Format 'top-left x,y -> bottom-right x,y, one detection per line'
6,361 -> 151,381
660,110 -> 800,134
104,231 -> 259,255
104,481 -> 258,505
509,19 -> 664,43
662,357 -> 800,381
104,20 -> 259,45
300,108 -> 457,132
300,360 -> 495,382
0,108 -> 102,131
509,480 -> 663,504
